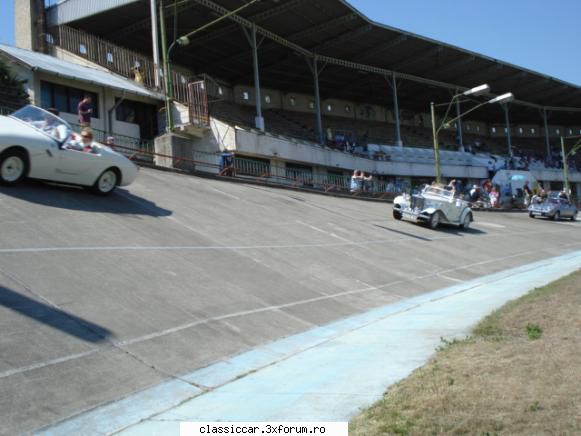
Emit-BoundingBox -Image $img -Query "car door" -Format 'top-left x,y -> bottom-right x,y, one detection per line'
561,200 -> 573,217
54,148 -> 104,186
26,137 -> 61,181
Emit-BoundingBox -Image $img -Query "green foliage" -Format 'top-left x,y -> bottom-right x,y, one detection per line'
0,58 -> 29,110
526,323 -> 543,340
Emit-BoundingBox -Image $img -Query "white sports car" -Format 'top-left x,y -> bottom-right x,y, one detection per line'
0,105 -> 138,194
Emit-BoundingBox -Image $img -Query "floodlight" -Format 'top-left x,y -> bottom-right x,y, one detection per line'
463,84 -> 490,96
177,36 -> 190,46
488,92 -> 515,104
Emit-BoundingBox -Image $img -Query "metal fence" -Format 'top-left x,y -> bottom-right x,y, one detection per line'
52,25 -> 192,105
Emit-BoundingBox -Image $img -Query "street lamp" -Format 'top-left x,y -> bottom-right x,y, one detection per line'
430,86 -> 514,184
160,0 -> 260,132
560,134 -> 581,194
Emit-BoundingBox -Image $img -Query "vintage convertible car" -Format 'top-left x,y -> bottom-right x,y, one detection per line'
528,193 -> 578,221
0,105 -> 138,194
393,185 -> 473,229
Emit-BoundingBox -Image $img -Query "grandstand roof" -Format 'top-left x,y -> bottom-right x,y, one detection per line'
50,0 -> 580,124
0,44 -> 164,100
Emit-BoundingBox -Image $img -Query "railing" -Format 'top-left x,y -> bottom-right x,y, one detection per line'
51,25 -> 193,106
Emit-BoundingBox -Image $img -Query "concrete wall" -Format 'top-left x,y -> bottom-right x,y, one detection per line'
234,128 -> 488,179
14,0 -> 38,51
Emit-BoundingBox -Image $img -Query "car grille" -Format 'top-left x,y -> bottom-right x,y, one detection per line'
411,195 -> 425,210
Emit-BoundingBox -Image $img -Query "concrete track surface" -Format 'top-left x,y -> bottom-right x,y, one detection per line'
0,168 -> 579,435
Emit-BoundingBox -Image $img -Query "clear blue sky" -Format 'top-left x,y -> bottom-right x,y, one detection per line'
1,0 -> 579,86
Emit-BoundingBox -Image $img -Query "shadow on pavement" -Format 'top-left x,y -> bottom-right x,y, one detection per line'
0,286 -> 112,343
0,180 -> 172,217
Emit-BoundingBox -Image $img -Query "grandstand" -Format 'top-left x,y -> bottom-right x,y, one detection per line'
8,0 -> 581,196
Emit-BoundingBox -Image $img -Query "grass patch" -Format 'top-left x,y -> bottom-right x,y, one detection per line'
350,269 -> 581,435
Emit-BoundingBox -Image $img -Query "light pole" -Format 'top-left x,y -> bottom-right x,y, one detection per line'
160,0 -> 260,132
430,85 -> 514,184
560,134 -> 581,194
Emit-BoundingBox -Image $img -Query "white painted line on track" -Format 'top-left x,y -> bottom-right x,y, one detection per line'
0,349 -> 101,380
476,221 -> 506,228
0,226 -> 577,256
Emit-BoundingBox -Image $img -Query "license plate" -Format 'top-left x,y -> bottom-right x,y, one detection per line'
403,212 -> 419,222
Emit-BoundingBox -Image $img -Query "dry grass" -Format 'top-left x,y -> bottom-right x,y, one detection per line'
349,270 -> 581,435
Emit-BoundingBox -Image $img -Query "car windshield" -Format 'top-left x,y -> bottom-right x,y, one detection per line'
422,186 -> 455,200
10,105 -> 72,143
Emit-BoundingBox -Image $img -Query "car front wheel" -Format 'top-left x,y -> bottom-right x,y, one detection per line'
92,168 -> 119,195
428,212 -> 440,229
0,150 -> 28,186
393,207 -> 402,220
529,212 -> 534,218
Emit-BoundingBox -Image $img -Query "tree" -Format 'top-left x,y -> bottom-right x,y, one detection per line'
0,58 -> 29,112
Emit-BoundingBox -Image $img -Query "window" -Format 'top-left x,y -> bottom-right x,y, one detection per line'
308,100 -> 315,110
344,105 -> 351,113
568,129 -> 573,135
326,104 -> 333,112
504,127 -> 508,133
79,43 -> 87,55
518,127 -> 523,134
40,81 -> 99,118
476,126 -> 480,132
115,98 -> 159,140
106,52 -> 114,63
242,91 -> 249,100
466,124 -> 471,131
491,127 -> 497,133
531,128 -> 536,134
264,95 -> 271,104
289,97 -> 296,106
218,87 -> 223,96
556,129 -> 560,134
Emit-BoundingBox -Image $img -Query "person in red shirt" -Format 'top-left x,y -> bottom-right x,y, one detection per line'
77,95 -> 93,127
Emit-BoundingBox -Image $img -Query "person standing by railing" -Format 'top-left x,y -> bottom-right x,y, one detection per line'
77,95 -> 93,127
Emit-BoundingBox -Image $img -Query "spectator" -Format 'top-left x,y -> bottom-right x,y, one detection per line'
490,186 -> 499,208
469,185 -> 481,202
132,65 -> 144,84
350,170 -> 364,193
106,136 -> 115,146
77,95 -> 93,127
523,181 -> 533,206
362,172 -> 373,192
219,150 -> 235,176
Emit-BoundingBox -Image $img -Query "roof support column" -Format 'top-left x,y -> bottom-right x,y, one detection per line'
388,73 -> 402,147
503,103 -> 512,157
307,55 -> 324,144
150,0 -> 161,89
455,96 -> 464,151
159,0 -> 174,132
542,108 -> 552,165
242,24 -> 264,131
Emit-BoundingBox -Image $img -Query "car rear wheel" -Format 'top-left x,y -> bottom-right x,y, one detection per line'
92,168 -> 118,195
0,150 -> 28,186
552,211 -> 560,221
428,211 -> 440,229
460,212 -> 472,229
